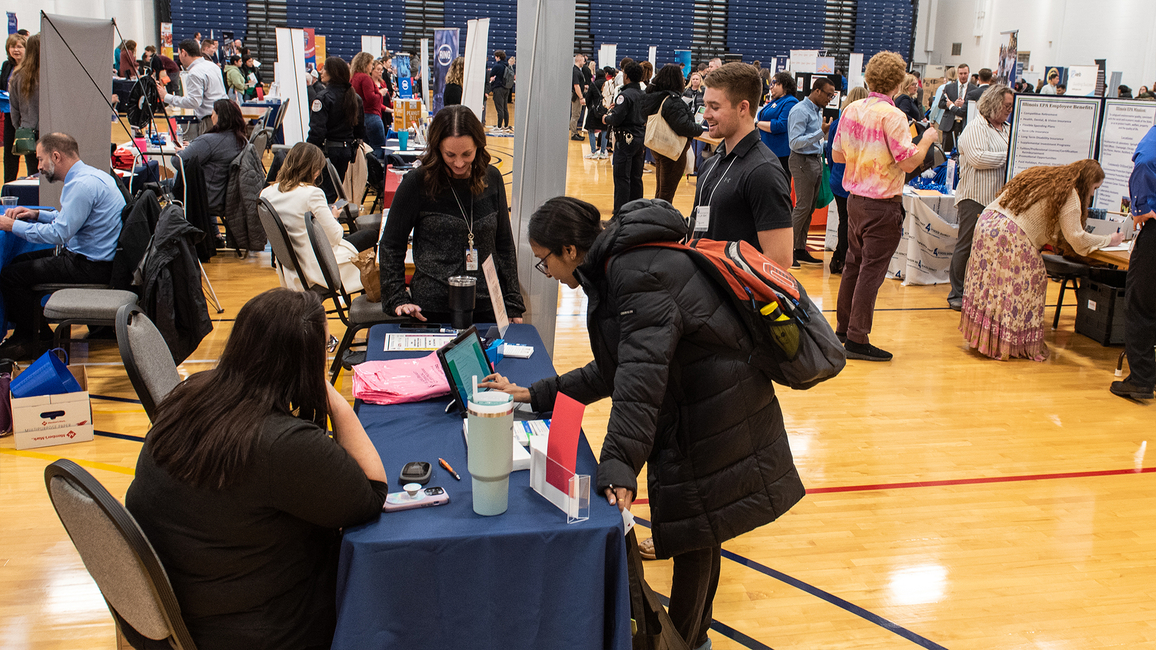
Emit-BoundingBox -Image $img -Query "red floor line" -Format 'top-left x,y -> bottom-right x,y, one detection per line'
630,467 -> 1156,506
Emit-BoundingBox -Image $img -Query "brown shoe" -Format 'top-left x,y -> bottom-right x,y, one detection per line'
638,536 -> 656,560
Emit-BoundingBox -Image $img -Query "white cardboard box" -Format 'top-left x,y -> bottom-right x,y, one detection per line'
12,366 -> 94,451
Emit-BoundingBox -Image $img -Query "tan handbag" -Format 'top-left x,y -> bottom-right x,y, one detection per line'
644,97 -> 688,160
352,249 -> 381,302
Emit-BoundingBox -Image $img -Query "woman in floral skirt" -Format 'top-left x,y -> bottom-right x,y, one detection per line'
960,159 -> 1124,360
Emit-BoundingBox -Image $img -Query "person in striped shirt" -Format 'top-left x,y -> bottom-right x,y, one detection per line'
947,84 -> 1014,311
831,51 -> 939,362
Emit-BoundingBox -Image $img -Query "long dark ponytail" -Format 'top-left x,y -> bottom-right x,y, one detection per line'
324,56 -> 361,126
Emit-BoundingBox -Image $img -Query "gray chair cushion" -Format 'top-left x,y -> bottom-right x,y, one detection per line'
355,213 -> 382,234
127,314 -> 182,407
49,477 -> 174,640
44,289 -> 139,321
350,295 -> 400,325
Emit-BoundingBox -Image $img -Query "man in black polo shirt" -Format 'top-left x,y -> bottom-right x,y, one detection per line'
692,63 -> 793,269
570,54 -> 587,141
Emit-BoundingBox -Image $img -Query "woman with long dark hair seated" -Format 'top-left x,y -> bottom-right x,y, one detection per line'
378,105 -> 525,323
177,98 -> 247,212
126,288 -> 389,650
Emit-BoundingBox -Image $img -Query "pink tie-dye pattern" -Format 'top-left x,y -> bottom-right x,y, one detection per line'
833,95 -> 919,199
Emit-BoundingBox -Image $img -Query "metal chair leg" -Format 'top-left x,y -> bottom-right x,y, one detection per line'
1053,276 -> 1069,330
329,323 -> 361,384
199,261 -> 224,314
1116,350 -> 1127,377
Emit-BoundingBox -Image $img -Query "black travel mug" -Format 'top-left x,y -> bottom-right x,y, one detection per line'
447,276 -> 477,330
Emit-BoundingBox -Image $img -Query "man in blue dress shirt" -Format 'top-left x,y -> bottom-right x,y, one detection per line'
1111,125 -> 1156,401
787,78 -> 834,267
0,133 -> 126,359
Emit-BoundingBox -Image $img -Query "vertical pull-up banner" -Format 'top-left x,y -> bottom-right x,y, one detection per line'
275,27 -> 308,145
432,29 -> 460,116
463,18 -> 491,122
39,14 -> 115,207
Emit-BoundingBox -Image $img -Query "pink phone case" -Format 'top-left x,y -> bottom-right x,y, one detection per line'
383,487 -> 450,512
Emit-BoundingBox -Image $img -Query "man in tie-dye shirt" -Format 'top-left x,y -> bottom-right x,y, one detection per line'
831,51 -> 939,362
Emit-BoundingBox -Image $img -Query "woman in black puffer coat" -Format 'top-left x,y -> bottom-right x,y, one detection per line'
639,64 -> 705,204
482,197 -> 805,650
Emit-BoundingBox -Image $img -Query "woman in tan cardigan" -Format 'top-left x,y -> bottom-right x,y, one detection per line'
960,159 -> 1124,361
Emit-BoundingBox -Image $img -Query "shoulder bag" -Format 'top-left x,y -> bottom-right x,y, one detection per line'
644,97 -> 688,160
12,127 -> 36,156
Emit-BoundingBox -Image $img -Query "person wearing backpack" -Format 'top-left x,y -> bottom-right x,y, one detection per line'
481,196 -> 805,650
487,50 -> 512,131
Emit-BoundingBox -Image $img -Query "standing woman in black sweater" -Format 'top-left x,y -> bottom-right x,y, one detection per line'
2,33 -> 28,182
379,105 -> 525,323
307,56 -> 365,203
639,64 -> 704,203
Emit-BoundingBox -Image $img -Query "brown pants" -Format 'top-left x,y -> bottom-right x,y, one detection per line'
654,141 -> 690,204
836,194 -> 904,344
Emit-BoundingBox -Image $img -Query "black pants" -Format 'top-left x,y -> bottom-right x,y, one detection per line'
0,249 -> 113,340
344,228 -> 378,252
612,134 -> 645,215
654,141 -> 690,204
1124,223 -> 1156,389
492,87 -> 510,127
668,545 -> 722,649
832,193 -> 849,263
948,198 -> 985,303
3,115 -> 36,183
321,142 -> 354,204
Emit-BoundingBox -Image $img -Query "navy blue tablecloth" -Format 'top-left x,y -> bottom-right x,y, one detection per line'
334,323 -> 631,650
1,181 -> 38,206
0,218 -> 54,332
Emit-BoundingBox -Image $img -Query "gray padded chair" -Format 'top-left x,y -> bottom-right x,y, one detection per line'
303,212 -> 400,383
256,197 -> 307,282
44,289 -> 140,359
324,160 -> 382,234
116,305 -> 181,421
247,127 -> 274,173
44,459 -> 198,650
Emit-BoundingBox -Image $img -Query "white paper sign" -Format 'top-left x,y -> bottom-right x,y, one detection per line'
482,254 -> 509,337
1007,96 -> 1102,181
1095,100 -> 1156,211
789,49 -> 819,74
848,53 -> 864,91
816,56 -> 835,74
1067,65 -> 1099,97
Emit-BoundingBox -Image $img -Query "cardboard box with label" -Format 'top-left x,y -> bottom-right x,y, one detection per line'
393,99 -> 424,131
11,366 -> 95,450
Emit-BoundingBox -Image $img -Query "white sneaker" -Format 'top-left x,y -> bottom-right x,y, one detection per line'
584,152 -> 597,159
598,152 -> 609,159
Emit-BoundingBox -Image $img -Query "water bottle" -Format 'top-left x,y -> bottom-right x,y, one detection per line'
945,156 -> 957,193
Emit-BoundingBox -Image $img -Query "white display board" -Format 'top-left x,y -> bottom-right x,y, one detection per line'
361,35 -> 384,58
1006,95 -> 1102,181
462,18 -> 492,121
816,56 -> 835,74
275,27 -> 309,145
648,46 -> 656,69
1067,65 -> 1099,97
848,53 -> 864,91
790,49 -> 819,74
1094,100 -> 1156,211
421,38 -> 431,114
598,44 -> 617,71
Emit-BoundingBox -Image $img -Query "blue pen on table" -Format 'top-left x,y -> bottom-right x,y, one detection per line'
439,457 -> 461,480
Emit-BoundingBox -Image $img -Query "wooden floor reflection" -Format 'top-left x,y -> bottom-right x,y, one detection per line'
2,132 -> 1154,650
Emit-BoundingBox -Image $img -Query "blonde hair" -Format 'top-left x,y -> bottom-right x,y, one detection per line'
943,66 -> 956,82
6,33 -> 26,57
351,52 -> 374,76
976,84 -> 1013,121
14,33 -> 39,99
904,74 -> 919,96
446,57 -> 464,85
842,86 -> 868,110
864,51 -> 907,94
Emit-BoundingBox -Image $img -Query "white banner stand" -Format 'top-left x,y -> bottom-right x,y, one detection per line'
463,18 -> 491,122
848,53 -> 865,90
420,38 -> 431,116
275,27 -> 308,145
648,46 -> 656,69
361,35 -> 384,58
598,44 -> 617,72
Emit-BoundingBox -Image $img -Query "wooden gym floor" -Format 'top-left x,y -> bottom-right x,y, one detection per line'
1,121 -> 1153,650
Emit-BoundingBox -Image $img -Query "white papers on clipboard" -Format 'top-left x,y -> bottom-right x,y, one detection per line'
384,333 -> 457,351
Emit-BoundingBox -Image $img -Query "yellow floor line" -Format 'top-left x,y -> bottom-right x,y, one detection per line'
0,448 -> 136,475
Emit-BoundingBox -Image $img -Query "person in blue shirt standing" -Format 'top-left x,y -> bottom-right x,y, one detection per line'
1110,124 -> 1156,401
824,86 -> 868,275
786,78 -> 834,267
755,71 -> 798,182
0,132 -> 125,360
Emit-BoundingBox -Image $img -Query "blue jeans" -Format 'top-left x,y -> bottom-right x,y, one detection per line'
588,129 -> 607,154
364,113 -> 387,161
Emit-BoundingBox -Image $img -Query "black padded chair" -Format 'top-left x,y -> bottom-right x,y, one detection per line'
116,305 -> 181,421
1041,253 -> 1090,330
44,459 -> 198,650
303,212 -> 401,383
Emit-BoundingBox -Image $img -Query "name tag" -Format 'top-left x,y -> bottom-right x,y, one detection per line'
694,206 -> 710,232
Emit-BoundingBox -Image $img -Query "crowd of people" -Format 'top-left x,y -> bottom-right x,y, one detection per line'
1,29 -> 1154,650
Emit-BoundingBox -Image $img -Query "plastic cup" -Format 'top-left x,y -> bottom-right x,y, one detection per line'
398,130 -> 409,151
1,196 -> 17,211
467,391 -> 514,516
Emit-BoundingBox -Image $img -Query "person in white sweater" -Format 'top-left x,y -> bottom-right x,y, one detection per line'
959,159 -> 1123,361
259,143 -> 378,293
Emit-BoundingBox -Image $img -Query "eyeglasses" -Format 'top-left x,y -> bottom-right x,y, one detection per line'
327,335 -> 339,353
534,253 -> 554,276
